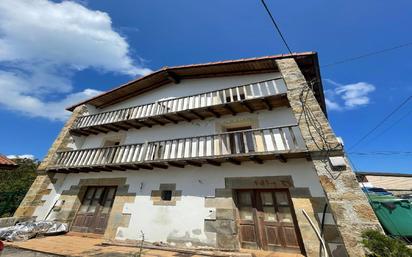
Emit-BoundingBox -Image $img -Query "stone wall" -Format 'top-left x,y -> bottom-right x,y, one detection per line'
276,58 -> 382,257
14,105 -> 86,219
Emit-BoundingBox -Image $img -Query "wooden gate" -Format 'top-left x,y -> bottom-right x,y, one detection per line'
72,186 -> 117,234
235,189 -> 303,252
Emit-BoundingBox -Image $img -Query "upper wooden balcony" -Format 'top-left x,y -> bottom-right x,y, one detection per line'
48,125 -> 307,173
70,78 -> 289,136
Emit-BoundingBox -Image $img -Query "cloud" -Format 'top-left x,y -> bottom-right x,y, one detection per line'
7,154 -> 35,160
0,0 -> 151,121
324,79 -> 376,111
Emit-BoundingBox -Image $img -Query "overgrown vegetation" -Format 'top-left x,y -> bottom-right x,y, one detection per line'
361,229 -> 412,257
0,158 -> 39,217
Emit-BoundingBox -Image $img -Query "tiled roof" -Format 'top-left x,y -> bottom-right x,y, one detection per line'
66,52 -> 325,112
0,154 -> 18,169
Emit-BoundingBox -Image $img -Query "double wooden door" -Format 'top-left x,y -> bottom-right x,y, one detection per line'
72,186 -> 117,234
235,189 -> 302,252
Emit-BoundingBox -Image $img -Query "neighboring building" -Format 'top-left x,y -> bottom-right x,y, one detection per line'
14,52 -> 381,257
0,154 -> 18,170
356,171 -> 412,196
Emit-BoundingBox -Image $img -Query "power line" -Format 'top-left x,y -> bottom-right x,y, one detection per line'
348,96 -> 412,150
349,151 -> 412,156
259,0 -> 293,54
322,42 -> 412,68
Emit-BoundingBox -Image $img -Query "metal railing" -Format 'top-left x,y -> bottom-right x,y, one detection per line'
72,78 -> 287,129
51,125 -> 306,169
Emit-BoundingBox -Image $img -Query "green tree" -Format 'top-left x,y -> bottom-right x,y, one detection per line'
361,229 -> 412,257
0,158 -> 39,217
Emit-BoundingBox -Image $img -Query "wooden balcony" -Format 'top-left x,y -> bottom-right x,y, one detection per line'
70,78 -> 289,136
48,125 -> 307,173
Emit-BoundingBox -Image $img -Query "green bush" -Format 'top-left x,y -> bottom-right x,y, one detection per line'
361,229 -> 412,257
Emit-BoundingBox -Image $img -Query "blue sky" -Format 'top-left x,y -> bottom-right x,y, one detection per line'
0,0 -> 411,173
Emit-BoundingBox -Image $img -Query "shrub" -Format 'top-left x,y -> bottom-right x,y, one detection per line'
361,229 -> 412,257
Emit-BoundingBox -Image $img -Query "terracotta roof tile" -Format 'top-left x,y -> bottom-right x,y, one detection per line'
0,154 -> 18,168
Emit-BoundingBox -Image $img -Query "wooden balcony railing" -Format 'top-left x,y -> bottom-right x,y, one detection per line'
48,125 -> 307,173
70,78 -> 288,136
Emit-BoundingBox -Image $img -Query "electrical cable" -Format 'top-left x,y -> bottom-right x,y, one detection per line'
348,96 -> 412,150
259,0 -> 293,54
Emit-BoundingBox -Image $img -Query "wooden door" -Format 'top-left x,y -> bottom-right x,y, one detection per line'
72,186 -> 117,234
236,189 -> 302,252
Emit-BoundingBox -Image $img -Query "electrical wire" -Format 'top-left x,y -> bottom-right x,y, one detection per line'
322,42 -> 412,68
259,0 -> 293,54
348,96 -> 412,150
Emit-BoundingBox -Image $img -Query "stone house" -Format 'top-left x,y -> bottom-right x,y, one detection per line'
14,52 -> 381,257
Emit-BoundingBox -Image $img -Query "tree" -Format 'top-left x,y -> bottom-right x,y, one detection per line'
0,158 -> 39,217
361,229 -> 412,257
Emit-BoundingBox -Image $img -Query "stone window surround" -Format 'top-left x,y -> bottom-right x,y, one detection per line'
150,183 -> 182,206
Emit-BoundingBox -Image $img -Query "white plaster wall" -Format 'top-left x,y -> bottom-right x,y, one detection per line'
95,72 -> 282,114
35,159 -> 325,245
80,107 -> 297,149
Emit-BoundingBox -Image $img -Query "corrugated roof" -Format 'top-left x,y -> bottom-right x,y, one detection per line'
67,52 -> 326,113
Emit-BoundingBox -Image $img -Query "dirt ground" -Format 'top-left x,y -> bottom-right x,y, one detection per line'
4,234 -> 303,257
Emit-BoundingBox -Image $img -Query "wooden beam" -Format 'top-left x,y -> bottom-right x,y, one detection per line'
101,124 -> 119,132
135,120 -> 153,128
88,127 -> 109,134
148,117 -> 166,126
69,130 -> 89,137
240,101 -> 254,113
175,113 -> 192,122
152,163 -> 169,169
276,154 -> 287,163
186,160 -> 202,167
110,166 -> 127,171
227,158 -> 241,165
123,121 -> 141,129
111,123 -> 130,130
261,98 -> 273,110
162,115 -> 178,124
224,104 -> 237,115
168,161 -> 185,168
207,108 -> 220,118
84,128 -> 98,135
166,71 -> 180,84
189,110 -> 205,120
135,164 -> 153,170
206,159 -> 221,166
249,156 -> 264,164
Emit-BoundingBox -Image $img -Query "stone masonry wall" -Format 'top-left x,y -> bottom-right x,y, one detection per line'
14,105 -> 87,219
276,58 -> 382,257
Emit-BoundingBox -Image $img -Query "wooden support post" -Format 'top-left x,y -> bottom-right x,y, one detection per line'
240,101 -> 254,113
168,161 -> 185,168
261,98 -> 273,110
152,163 -> 169,169
186,160 -> 202,167
207,108 -> 220,118
189,110 -> 205,120
175,113 -> 192,122
162,115 -> 178,124
206,159 -> 221,166
227,158 -> 241,165
249,156 -> 264,164
148,117 -> 166,126
224,104 -> 237,115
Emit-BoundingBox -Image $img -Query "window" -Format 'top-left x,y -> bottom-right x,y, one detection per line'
161,190 -> 173,201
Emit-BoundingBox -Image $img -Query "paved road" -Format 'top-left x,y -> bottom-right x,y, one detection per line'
1,247 -> 61,257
